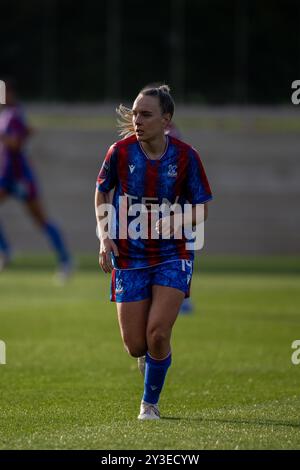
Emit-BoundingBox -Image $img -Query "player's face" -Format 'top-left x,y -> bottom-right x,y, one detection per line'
132,94 -> 170,142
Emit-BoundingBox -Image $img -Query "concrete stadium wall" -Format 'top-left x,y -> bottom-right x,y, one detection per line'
1,105 -> 299,255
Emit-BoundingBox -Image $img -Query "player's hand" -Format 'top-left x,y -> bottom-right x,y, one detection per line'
155,215 -> 182,238
155,217 -> 172,237
99,238 -> 119,273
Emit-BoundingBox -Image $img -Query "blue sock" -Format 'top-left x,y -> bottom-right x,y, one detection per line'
143,351 -> 172,405
0,224 -> 11,256
43,222 -> 70,263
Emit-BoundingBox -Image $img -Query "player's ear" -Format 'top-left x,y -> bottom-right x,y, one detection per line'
162,113 -> 171,128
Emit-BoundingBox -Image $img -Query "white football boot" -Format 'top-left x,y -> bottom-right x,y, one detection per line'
138,401 -> 160,420
54,259 -> 74,285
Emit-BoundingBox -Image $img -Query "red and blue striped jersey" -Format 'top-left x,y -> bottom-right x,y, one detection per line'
96,134 -> 212,269
0,106 -> 29,163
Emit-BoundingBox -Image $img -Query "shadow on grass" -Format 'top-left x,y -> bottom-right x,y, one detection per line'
161,416 -> 300,428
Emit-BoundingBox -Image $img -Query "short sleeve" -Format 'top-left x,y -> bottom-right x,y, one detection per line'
96,144 -> 118,192
185,148 -> 212,204
7,111 -> 28,138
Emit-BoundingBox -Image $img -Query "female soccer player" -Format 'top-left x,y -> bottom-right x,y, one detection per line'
95,84 -> 212,420
0,80 -> 72,278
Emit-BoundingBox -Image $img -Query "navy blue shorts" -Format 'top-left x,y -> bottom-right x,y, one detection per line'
0,156 -> 39,201
110,259 -> 193,302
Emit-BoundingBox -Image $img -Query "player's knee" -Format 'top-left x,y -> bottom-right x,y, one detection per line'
147,327 -> 169,350
123,340 -> 147,358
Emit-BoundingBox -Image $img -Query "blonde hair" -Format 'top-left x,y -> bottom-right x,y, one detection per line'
116,84 -> 174,138
116,104 -> 134,138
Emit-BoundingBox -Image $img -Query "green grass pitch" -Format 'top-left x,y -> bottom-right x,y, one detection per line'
0,256 -> 300,449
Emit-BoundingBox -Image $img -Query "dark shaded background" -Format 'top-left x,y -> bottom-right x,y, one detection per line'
1,0 -> 299,103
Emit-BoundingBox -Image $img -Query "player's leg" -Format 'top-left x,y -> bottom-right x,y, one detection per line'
0,219 -> 11,262
180,297 -> 194,314
0,188 -> 8,203
24,196 -> 47,226
138,261 -> 192,419
112,266 -> 151,357
14,156 -> 72,275
117,296 -> 159,421
116,299 -> 151,358
24,197 -> 72,273
147,285 -> 184,358
144,285 -> 183,400
138,286 -> 184,420
180,274 -> 194,314
0,189 -> 12,270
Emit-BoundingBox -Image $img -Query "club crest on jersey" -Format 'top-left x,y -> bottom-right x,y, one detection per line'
115,279 -> 124,293
129,164 -> 135,174
167,164 -> 177,177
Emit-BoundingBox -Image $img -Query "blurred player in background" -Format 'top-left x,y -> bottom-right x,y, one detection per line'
95,84 -> 212,419
0,79 -> 72,279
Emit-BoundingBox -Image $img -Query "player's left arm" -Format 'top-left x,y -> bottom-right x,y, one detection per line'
156,203 -> 208,237
192,202 -> 208,223
187,147 -> 211,227
157,147 -> 211,236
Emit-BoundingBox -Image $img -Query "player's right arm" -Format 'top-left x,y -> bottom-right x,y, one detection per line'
95,189 -> 119,273
95,143 -> 119,273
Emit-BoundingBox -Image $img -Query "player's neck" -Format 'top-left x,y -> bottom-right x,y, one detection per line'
140,134 -> 167,160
